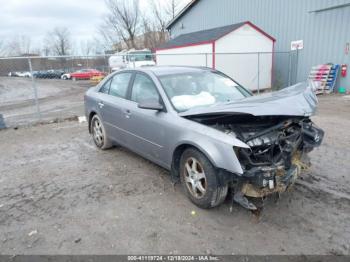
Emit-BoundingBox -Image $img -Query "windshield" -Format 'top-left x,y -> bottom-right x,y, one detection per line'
127,51 -> 153,62
158,71 -> 251,112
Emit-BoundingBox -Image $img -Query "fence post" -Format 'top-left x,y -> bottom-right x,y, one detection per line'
295,48 -> 299,84
71,57 -> 74,72
257,52 -> 260,94
288,51 -> 292,86
28,58 -> 41,121
104,54 -> 108,73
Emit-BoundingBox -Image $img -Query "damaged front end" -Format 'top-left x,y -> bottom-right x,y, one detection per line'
181,83 -> 324,210
192,114 -> 324,210
233,116 -> 323,202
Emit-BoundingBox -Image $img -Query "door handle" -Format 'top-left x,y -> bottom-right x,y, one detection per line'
98,102 -> 104,108
125,109 -> 131,119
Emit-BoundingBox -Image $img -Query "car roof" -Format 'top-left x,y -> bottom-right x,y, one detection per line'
138,66 -> 212,76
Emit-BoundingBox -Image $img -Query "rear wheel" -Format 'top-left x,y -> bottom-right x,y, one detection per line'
90,114 -> 112,150
180,148 -> 228,209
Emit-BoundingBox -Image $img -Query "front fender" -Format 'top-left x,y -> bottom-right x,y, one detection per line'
173,138 -> 244,175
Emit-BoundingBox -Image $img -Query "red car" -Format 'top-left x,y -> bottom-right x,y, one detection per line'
62,69 -> 105,80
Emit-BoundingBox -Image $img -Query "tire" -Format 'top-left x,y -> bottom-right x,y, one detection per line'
62,75 -> 67,80
179,148 -> 228,209
90,114 -> 112,150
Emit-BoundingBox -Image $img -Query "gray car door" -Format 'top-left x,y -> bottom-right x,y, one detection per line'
97,72 -> 133,146
121,73 -> 168,165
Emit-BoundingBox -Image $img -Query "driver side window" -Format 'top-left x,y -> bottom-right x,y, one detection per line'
131,74 -> 160,103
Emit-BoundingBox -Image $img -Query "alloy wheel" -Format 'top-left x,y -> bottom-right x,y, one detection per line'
184,157 -> 207,199
92,118 -> 104,147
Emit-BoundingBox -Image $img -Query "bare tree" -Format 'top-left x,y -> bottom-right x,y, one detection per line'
141,17 -> 167,50
165,0 -> 181,20
141,16 -> 157,50
42,44 -> 51,56
80,40 -> 95,56
45,27 -> 71,56
103,0 -> 140,49
140,0 -> 177,49
98,0 -> 181,51
95,24 -> 120,52
7,35 -> 32,56
150,0 -> 168,33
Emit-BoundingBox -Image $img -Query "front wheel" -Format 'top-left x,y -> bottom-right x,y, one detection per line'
180,148 -> 228,209
90,114 -> 112,150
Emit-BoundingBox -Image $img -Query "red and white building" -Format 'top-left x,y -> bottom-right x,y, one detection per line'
155,21 -> 275,91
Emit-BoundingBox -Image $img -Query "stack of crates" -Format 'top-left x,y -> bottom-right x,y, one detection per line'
308,64 -> 340,94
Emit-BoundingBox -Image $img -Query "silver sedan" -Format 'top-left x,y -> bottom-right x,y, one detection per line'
84,66 -> 324,210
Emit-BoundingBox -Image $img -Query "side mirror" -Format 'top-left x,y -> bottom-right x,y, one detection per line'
138,100 -> 164,111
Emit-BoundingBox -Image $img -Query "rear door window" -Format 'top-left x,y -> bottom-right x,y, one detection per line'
109,72 -> 133,99
99,79 -> 111,94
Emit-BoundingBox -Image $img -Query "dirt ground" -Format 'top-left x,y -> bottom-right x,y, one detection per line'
0,93 -> 350,255
0,77 -> 89,128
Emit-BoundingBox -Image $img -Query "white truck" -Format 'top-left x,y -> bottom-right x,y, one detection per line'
108,49 -> 155,72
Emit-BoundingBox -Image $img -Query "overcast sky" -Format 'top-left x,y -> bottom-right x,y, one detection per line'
0,0 -> 189,53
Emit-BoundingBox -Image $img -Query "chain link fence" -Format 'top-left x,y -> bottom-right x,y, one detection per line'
0,51 -> 299,129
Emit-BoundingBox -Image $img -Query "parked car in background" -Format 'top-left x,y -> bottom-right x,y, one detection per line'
34,70 -> 65,79
8,72 -> 19,77
84,66 -> 324,211
8,71 -> 31,77
61,69 -> 105,81
61,72 -> 70,80
17,71 -> 31,77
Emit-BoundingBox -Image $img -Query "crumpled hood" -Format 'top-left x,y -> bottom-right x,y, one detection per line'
179,82 -> 318,117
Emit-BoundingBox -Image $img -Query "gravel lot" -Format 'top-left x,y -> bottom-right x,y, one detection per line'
0,92 -> 349,255
0,77 -> 89,128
